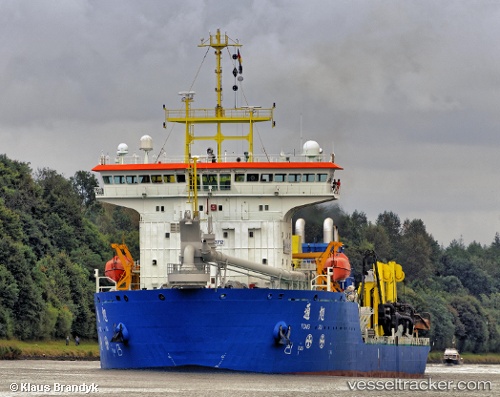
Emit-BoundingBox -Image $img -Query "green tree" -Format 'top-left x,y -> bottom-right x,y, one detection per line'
363,224 -> 391,262
427,296 -> 455,351
398,219 -> 436,280
480,293 -> 500,352
449,296 -> 488,353
441,245 -> 497,296
339,210 -> 368,246
0,265 -> 19,338
376,211 -> 401,258
36,253 -> 95,339
70,171 -> 99,209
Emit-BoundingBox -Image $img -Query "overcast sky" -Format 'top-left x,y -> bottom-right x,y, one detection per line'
1,0 -> 499,247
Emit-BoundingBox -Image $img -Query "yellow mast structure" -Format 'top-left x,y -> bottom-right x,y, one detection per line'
164,29 -> 275,163
187,157 -> 199,218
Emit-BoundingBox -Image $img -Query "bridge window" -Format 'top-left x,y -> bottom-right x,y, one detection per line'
163,174 -> 176,183
151,175 -> 163,184
126,175 -> 137,184
274,174 -> 286,182
260,174 -> 273,182
287,174 -> 301,183
220,174 -> 231,190
202,174 -> 218,191
139,175 -> 151,183
247,174 -> 259,182
303,174 -> 315,182
317,173 -> 328,182
114,175 -> 126,184
176,174 -> 186,183
102,176 -> 112,184
235,174 -> 245,182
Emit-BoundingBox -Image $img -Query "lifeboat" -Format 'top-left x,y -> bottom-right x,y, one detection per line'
105,256 -> 128,283
324,252 -> 351,281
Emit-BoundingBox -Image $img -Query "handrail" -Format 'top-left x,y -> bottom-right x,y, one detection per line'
165,107 -> 273,122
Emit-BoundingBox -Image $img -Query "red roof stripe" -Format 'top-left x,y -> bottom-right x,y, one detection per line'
92,162 -> 343,172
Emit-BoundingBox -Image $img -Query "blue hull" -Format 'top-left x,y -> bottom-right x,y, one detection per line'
95,288 -> 429,376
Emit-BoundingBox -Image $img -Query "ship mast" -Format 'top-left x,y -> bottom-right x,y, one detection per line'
164,29 -> 275,163
201,29 -> 229,119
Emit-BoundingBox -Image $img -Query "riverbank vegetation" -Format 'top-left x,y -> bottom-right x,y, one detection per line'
0,339 -> 99,360
1,154 -> 499,356
0,155 -> 137,341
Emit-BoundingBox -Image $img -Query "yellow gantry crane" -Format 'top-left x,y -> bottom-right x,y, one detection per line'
358,252 -> 431,337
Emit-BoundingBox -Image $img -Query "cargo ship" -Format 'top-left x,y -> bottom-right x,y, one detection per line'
93,30 -> 431,376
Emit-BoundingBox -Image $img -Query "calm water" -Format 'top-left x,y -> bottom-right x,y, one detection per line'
0,361 -> 498,396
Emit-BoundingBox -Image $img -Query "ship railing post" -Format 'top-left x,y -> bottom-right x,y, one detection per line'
326,267 -> 333,292
94,269 -> 99,293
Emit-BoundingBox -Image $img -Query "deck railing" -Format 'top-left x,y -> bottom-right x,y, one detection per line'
99,151 -> 330,166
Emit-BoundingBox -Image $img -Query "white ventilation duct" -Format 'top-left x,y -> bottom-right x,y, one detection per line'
295,218 -> 305,245
323,218 -> 333,243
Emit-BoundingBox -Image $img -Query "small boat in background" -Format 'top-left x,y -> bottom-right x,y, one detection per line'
443,347 -> 462,365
